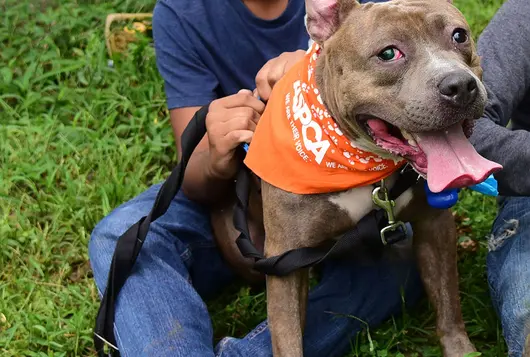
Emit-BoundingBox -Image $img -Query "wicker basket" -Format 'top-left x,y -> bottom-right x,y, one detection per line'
104,13 -> 153,57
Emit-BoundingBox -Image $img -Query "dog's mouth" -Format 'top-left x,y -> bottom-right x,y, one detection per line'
361,116 -> 502,192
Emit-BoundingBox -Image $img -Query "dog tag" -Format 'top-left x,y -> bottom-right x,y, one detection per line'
424,181 -> 459,209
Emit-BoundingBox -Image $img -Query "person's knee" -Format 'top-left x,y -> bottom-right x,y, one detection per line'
488,197 -> 530,253
88,185 -> 163,278
88,202 -> 147,291
88,213 -> 121,293
488,261 -> 530,356
500,301 -> 530,357
89,213 -> 117,262
486,197 -> 530,356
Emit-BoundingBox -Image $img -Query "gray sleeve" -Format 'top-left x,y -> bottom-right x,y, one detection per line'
468,0 -> 530,196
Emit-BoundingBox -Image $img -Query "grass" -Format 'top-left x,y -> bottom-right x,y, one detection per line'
0,0 -> 508,355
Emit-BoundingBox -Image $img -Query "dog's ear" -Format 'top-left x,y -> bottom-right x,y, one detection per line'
305,0 -> 359,44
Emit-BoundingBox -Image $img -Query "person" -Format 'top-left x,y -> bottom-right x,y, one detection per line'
88,0 -> 423,356
89,0 -> 530,356
468,0 -> 530,355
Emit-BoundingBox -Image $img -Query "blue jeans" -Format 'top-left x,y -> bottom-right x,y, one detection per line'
487,196 -> 530,357
89,183 -> 423,357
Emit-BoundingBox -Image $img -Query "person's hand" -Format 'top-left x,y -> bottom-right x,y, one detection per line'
255,50 -> 306,101
205,89 -> 265,180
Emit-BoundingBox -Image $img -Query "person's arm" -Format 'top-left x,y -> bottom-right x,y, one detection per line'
168,93 -> 265,206
153,1 -> 309,205
169,107 -> 234,205
152,3 -> 247,206
469,0 -> 530,196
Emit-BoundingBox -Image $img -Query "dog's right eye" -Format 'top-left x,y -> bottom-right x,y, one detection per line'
452,28 -> 468,44
377,46 -> 403,62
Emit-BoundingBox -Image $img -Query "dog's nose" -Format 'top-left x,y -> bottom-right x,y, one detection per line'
438,71 -> 478,107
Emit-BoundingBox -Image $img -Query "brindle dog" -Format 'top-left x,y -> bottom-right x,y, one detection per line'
211,0 -> 504,356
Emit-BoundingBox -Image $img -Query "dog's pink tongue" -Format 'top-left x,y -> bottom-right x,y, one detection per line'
415,124 -> 502,193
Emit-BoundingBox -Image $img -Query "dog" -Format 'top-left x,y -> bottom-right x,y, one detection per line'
210,0 -> 503,356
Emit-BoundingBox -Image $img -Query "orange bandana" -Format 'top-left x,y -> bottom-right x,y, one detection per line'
244,43 -> 406,195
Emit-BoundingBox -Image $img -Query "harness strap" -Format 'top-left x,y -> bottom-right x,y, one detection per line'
93,104 -> 420,356
233,164 -> 419,276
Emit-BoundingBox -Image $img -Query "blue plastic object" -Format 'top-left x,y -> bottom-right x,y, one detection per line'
468,174 -> 498,196
240,93 -> 263,154
424,174 -> 499,209
424,181 -> 460,209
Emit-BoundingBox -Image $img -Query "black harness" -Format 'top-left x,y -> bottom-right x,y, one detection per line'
93,104 -> 421,356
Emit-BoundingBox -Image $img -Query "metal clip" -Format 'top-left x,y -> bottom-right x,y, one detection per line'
372,180 -> 408,245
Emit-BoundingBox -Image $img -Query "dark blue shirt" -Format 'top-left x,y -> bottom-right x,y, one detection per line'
152,0 -> 310,110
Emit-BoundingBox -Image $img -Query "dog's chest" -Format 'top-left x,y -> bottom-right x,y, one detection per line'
327,186 -> 375,225
327,181 -> 415,226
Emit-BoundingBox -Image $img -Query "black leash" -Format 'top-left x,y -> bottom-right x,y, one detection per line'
93,104 -> 420,356
94,105 -> 209,356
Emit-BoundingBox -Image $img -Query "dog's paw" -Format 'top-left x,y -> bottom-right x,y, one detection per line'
440,333 -> 477,357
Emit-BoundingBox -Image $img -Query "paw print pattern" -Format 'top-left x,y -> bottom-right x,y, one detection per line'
358,157 -> 369,164
369,163 -> 388,171
316,93 -> 324,105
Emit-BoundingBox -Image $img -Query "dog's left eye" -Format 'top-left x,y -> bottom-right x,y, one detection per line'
452,28 -> 468,44
377,47 -> 403,61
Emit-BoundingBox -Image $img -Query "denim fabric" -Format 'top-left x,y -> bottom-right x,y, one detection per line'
89,183 -> 423,357
487,196 -> 530,357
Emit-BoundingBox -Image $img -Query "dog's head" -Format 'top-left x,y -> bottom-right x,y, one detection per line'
307,0 -> 502,192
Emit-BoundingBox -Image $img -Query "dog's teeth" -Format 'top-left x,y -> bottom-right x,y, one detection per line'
400,129 -> 418,147
400,129 -> 413,141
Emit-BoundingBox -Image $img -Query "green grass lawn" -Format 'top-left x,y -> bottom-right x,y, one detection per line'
0,0 -> 508,355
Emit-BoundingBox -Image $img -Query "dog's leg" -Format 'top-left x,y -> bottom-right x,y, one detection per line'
260,181 -> 358,357
261,187 -> 311,357
266,266 -> 309,357
412,209 -> 476,357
